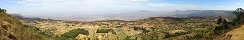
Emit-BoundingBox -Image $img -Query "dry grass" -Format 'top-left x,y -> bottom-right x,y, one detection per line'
0,12 -> 50,40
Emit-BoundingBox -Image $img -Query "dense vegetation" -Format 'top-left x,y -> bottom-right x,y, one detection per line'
59,28 -> 89,39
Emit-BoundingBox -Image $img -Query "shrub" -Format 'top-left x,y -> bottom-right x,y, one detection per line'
96,28 -> 113,33
160,32 -> 170,38
190,28 -> 214,38
61,28 -> 89,38
125,36 -> 131,40
168,30 -> 188,36
115,26 -> 123,28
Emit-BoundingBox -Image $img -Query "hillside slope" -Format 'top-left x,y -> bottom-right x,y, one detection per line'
215,24 -> 244,40
214,8 -> 244,40
0,10 -> 44,40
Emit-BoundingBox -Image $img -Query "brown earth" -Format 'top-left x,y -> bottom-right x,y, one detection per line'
215,24 -> 244,40
0,11 -> 48,40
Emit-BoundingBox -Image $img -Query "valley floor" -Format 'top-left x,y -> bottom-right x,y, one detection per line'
20,17 -> 220,40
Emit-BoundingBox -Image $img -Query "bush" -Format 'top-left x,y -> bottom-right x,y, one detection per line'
96,28 -> 113,33
168,30 -> 188,36
61,28 -> 89,38
115,26 -> 123,28
160,32 -> 170,38
190,28 -> 214,38
125,36 -> 131,40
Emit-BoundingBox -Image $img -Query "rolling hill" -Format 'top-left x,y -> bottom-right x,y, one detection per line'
0,9 -> 48,40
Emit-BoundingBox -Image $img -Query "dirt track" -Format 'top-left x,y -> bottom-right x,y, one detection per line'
215,25 -> 244,40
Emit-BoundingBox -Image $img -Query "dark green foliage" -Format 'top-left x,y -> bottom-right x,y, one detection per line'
115,26 -> 123,28
61,28 -> 89,38
96,29 -> 113,33
132,26 -> 144,30
125,36 -> 131,40
190,28 -> 214,38
174,31 -> 186,36
138,31 -> 170,40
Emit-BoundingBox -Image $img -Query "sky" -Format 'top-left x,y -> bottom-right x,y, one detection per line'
0,0 -> 244,17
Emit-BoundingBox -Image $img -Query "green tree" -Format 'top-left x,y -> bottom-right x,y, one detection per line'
61,29 -> 89,39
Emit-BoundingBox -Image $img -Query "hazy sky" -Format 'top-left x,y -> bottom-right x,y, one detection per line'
0,0 -> 244,17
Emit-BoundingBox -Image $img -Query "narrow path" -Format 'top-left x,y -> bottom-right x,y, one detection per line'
226,25 -> 244,40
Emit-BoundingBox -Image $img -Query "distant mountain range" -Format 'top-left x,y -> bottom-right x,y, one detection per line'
170,10 -> 235,18
10,10 -> 236,21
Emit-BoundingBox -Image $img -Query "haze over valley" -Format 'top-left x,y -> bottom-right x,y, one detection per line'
1,0 -> 244,40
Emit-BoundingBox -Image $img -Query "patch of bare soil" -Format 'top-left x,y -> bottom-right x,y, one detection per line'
215,24 -> 244,40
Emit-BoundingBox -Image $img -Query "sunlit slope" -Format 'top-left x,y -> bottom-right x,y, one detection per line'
0,10 -> 45,40
215,24 -> 244,40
